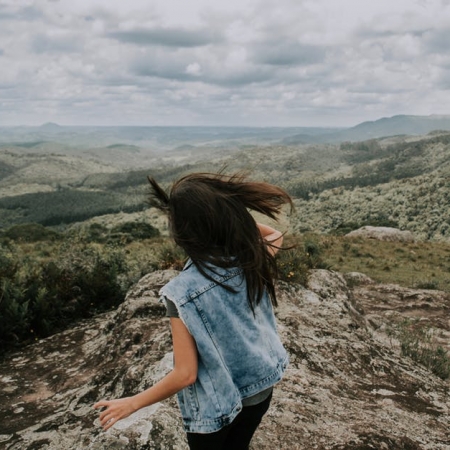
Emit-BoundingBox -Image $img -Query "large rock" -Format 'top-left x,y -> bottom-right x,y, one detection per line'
346,226 -> 415,242
1,269 -> 449,449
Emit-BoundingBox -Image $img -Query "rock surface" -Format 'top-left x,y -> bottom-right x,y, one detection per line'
346,226 -> 415,242
1,269 -> 449,450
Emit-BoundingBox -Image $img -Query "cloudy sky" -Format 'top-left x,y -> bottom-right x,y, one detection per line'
1,0 -> 450,127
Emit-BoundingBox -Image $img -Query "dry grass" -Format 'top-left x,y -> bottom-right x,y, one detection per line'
303,233 -> 450,292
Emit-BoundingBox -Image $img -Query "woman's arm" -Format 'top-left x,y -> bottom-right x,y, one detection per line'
93,318 -> 198,431
256,222 -> 283,256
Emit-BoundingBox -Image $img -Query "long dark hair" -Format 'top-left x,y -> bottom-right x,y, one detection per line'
147,172 -> 293,309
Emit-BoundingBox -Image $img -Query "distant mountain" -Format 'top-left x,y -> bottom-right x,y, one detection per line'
339,114 -> 450,141
39,122 -> 64,132
281,114 -> 450,144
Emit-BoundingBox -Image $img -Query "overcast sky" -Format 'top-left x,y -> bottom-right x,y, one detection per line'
1,0 -> 450,127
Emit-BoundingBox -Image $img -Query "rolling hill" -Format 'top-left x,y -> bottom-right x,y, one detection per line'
0,123 -> 450,241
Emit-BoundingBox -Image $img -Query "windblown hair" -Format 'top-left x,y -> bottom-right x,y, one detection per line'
147,172 -> 293,309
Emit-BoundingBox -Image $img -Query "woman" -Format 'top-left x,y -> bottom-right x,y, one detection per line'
94,172 -> 293,450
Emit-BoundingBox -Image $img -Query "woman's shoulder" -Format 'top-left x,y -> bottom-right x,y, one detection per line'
159,262 -> 209,304
159,267 -> 195,303
160,261 -> 243,305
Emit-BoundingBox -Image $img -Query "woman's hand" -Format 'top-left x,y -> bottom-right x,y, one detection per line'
93,318 -> 197,432
93,397 -> 136,431
256,223 -> 283,256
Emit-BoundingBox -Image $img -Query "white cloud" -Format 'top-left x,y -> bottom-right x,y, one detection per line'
0,0 -> 449,126
185,62 -> 202,76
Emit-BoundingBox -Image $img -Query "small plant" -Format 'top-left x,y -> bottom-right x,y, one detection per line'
152,241 -> 187,271
83,223 -> 109,243
391,319 -> 450,380
276,239 -> 331,285
277,248 -> 309,285
304,240 -> 331,271
414,280 -> 440,290
332,222 -> 362,235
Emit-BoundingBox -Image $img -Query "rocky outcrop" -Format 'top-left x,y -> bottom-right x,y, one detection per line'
1,269 -> 449,449
346,226 -> 415,242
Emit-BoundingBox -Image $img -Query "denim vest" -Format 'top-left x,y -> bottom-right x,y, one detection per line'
159,261 -> 289,433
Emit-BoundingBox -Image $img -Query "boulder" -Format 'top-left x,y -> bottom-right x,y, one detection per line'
346,226 -> 415,242
343,271 -> 376,286
1,269 -> 449,449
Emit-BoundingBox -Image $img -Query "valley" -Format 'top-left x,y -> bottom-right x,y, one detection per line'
1,119 -> 449,242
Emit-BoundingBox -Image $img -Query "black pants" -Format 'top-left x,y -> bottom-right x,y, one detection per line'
186,392 -> 272,450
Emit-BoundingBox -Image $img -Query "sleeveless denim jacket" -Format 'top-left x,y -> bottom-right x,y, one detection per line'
159,260 -> 289,433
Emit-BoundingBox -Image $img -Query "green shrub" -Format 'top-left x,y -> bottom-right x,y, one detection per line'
331,216 -> 399,236
110,221 -> 160,243
414,280 -> 440,290
77,221 -> 160,244
151,241 -> 187,271
276,239 -> 330,285
332,222 -> 362,235
83,223 -> 109,243
0,244 -> 18,279
0,239 -> 129,355
0,278 -> 30,344
2,223 -> 60,242
277,248 -> 309,285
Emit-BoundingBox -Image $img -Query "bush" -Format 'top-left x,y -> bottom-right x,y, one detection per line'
151,241 -> 187,271
83,223 -> 109,243
78,221 -> 160,244
413,280 -> 440,290
0,277 -> 30,345
276,239 -> 330,285
0,244 -> 18,279
0,239 -> 129,356
332,222 -> 362,235
2,223 -> 61,242
331,216 -> 399,236
110,221 -> 160,243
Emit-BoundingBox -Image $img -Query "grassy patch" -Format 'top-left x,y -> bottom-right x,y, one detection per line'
387,319 -> 450,380
314,234 -> 450,292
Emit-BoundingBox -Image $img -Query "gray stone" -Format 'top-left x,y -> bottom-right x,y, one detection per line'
1,270 -> 449,449
344,271 -> 375,286
346,226 -> 415,242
